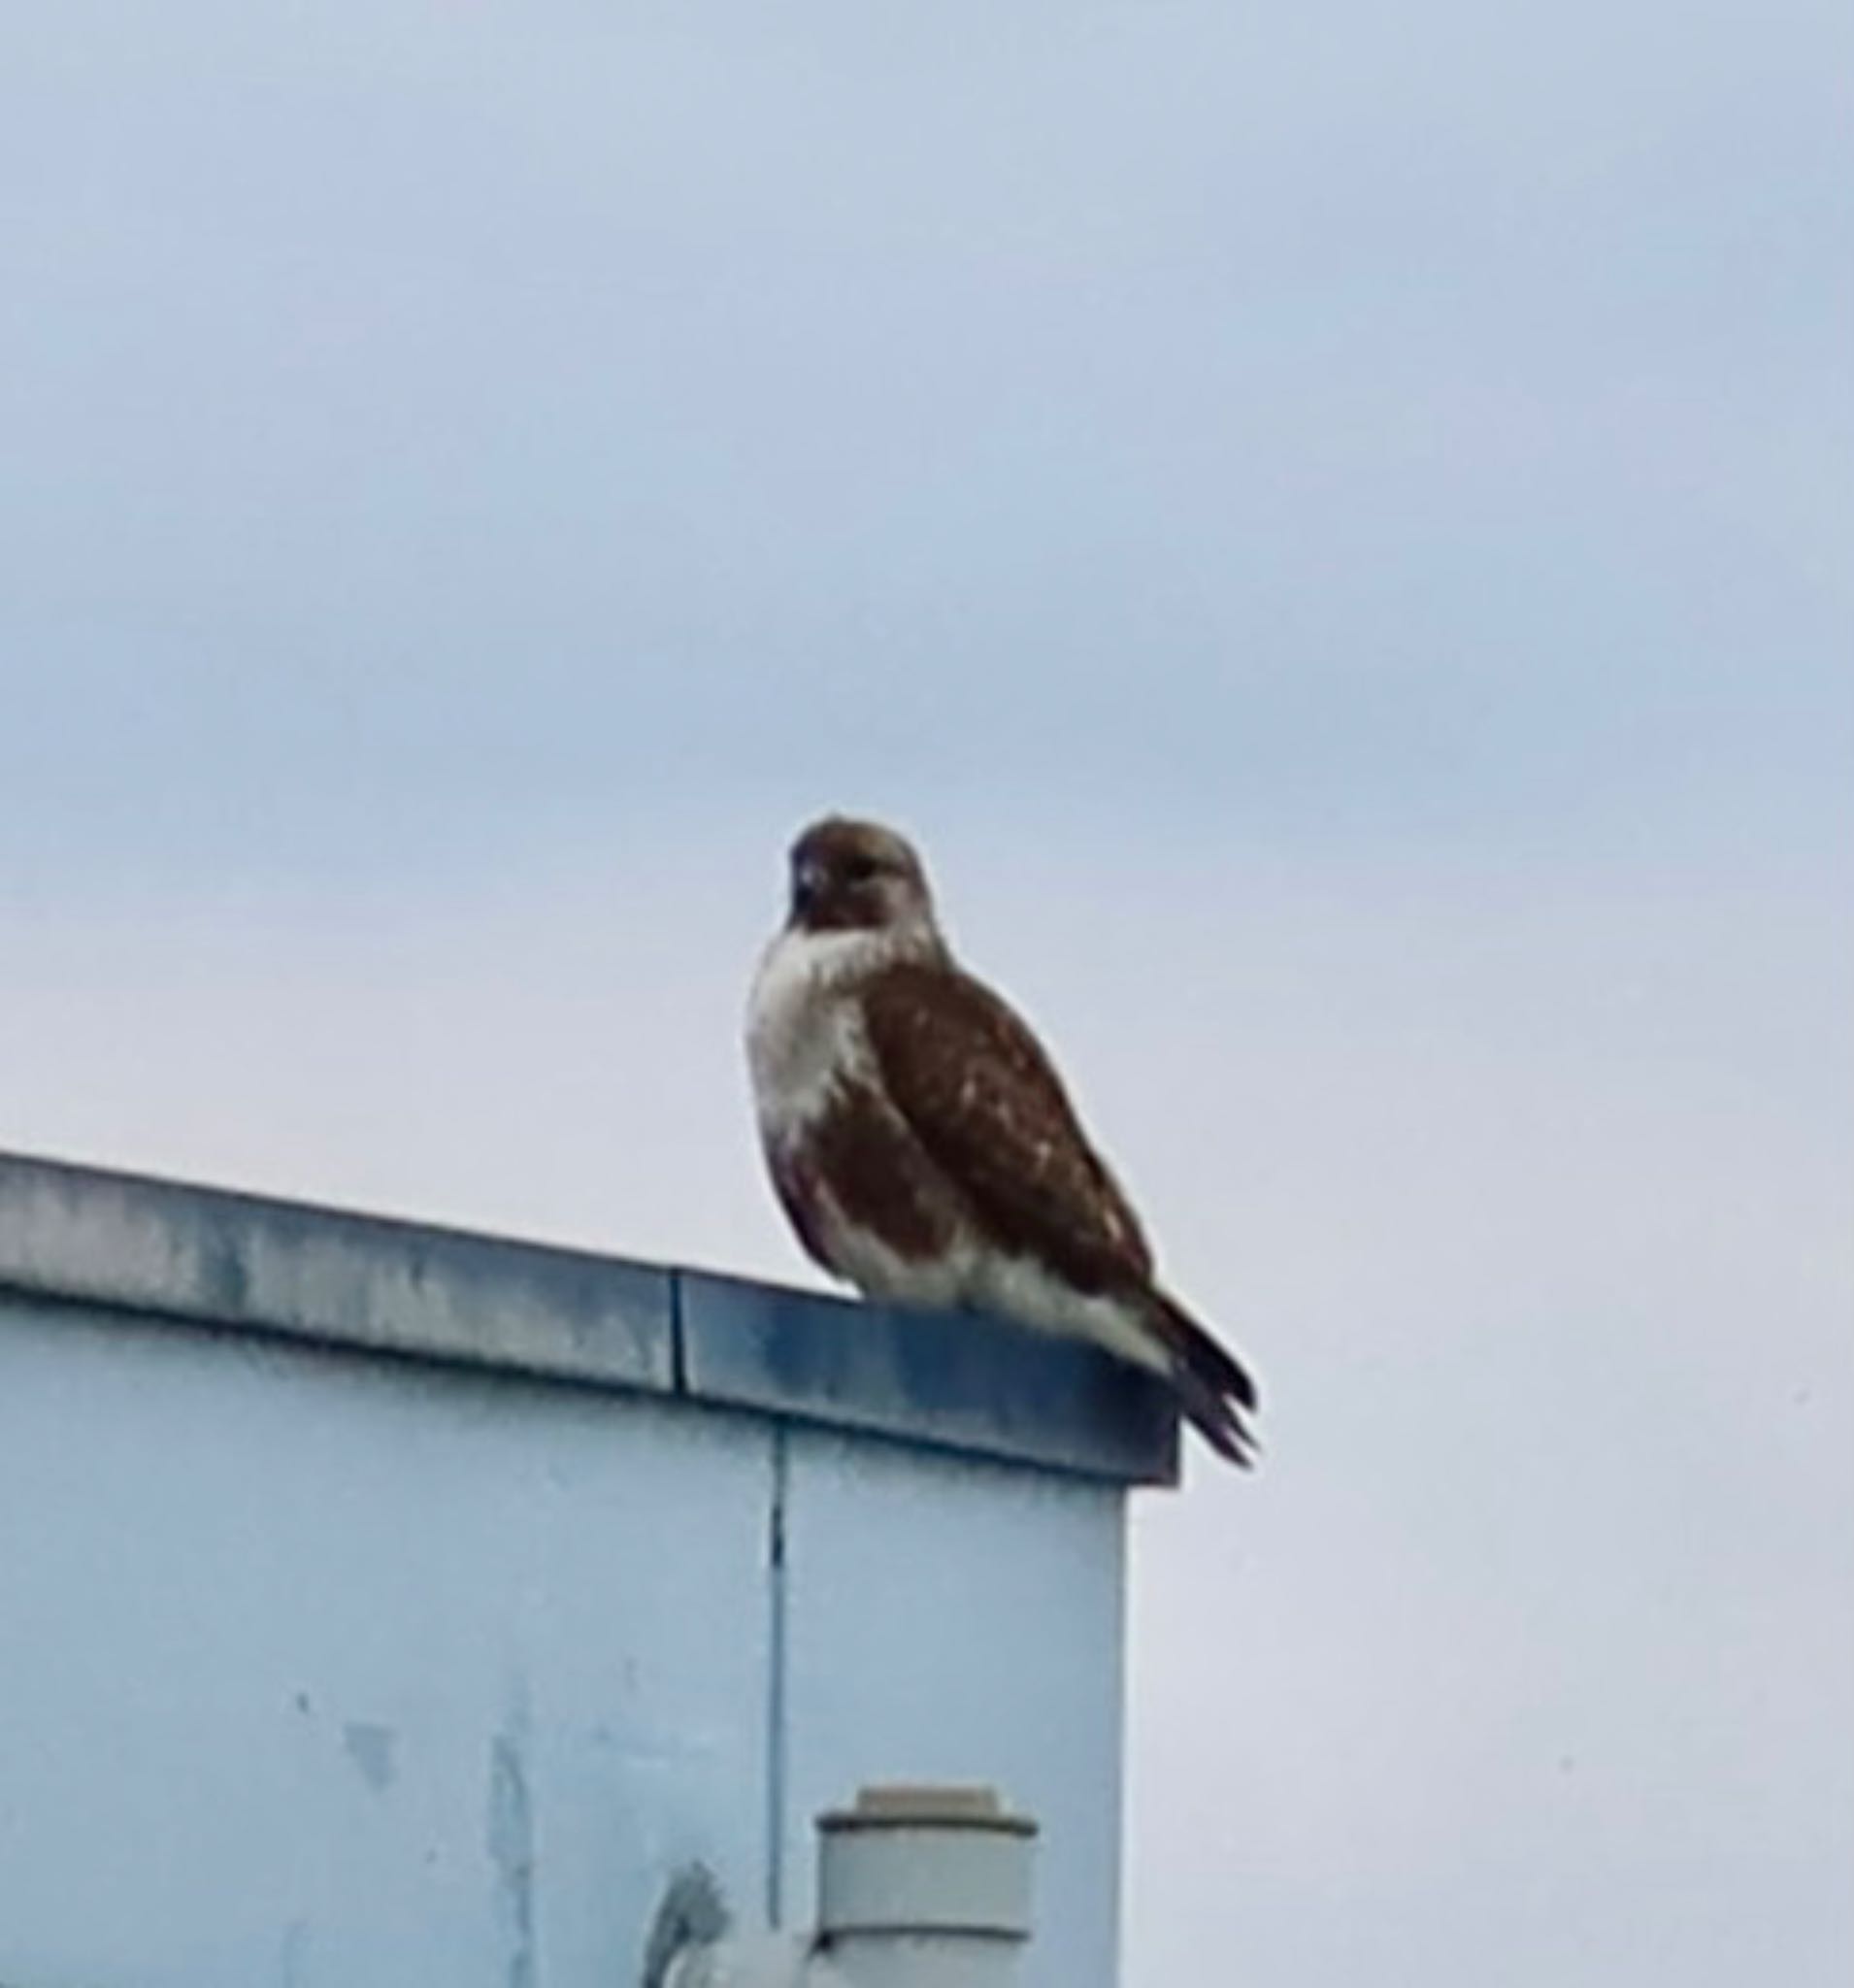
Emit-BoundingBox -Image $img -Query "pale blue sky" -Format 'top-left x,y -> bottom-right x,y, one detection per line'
4,0 -> 1848,883
2,4 -> 1850,1984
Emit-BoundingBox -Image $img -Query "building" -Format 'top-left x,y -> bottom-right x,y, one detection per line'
0,1149 -> 1174,1988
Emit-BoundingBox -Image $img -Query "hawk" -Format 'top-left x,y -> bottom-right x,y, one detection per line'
745,814 -> 1259,1467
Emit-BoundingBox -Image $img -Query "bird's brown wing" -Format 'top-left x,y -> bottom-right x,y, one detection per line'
765,1143 -> 837,1276
859,960 -> 1153,1296
863,957 -> 1262,1467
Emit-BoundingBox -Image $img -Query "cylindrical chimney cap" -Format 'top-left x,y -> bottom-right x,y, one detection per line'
817,1785 -> 1038,1837
815,1783 -> 1037,1941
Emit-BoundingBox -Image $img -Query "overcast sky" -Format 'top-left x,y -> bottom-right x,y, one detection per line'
3,3 -> 1850,1984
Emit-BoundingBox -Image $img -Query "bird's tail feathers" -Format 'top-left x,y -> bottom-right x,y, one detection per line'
1149,1291 -> 1261,1470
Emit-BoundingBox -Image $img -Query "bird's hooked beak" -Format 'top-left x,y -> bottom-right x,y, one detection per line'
790,858 -> 829,923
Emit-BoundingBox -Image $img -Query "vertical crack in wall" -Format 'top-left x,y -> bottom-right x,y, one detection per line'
763,1423 -> 791,1929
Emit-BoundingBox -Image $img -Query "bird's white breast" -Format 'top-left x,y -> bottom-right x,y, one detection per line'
746,925 -> 887,1138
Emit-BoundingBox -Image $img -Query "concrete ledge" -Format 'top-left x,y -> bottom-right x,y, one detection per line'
0,1149 -> 1178,1485
680,1269 -> 1178,1484
0,1148 -> 675,1393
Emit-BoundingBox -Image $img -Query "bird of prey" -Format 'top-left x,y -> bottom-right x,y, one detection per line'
745,814 -> 1259,1467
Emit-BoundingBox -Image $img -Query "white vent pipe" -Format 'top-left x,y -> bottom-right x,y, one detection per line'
657,1784 -> 1037,1988
814,1785 -> 1035,1988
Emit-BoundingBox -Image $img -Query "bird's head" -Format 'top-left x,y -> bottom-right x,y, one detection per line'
784,815 -> 939,940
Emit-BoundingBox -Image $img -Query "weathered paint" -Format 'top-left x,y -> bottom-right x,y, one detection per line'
0,1150 -> 1149,1988
679,1269 -> 1177,1484
0,1295 -> 776,1988
0,1150 -> 1176,1484
0,1149 -> 675,1399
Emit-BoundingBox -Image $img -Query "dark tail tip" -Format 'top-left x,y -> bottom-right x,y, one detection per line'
1178,1382 -> 1261,1469
1152,1293 -> 1262,1471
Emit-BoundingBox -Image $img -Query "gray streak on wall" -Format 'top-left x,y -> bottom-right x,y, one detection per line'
342,1722 -> 399,1794
488,1726 -> 538,1988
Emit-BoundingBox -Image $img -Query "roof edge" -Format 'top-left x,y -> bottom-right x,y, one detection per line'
0,1148 -> 1178,1486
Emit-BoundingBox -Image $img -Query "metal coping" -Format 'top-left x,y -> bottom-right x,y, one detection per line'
0,1148 -> 1178,1485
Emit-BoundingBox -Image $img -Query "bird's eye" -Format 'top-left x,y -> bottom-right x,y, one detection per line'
844,855 -> 881,885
